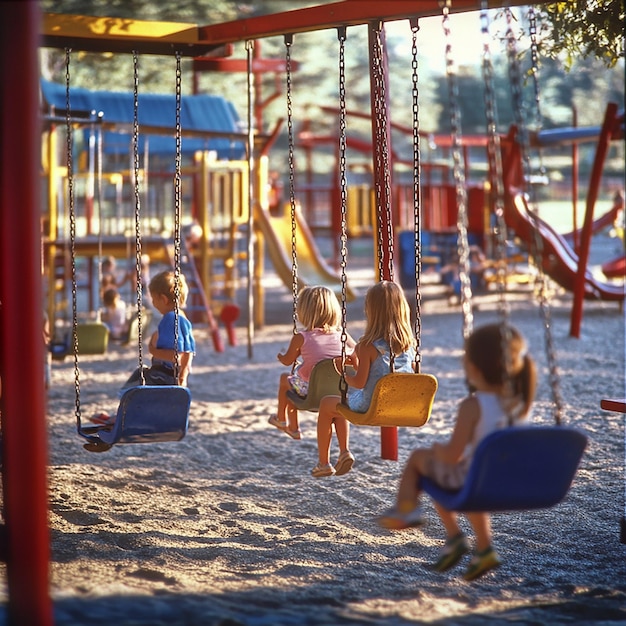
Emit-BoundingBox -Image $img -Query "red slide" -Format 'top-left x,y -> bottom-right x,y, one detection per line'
602,255 -> 626,279
504,190 -> 625,302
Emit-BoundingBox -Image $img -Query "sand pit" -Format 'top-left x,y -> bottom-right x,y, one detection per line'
3,248 -> 625,625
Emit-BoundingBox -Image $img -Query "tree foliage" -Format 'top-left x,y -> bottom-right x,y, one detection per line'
536,0 -> 625,68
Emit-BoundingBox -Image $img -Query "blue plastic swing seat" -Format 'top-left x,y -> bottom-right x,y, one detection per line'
420,426 -> 588,512
96,385 -> 191,446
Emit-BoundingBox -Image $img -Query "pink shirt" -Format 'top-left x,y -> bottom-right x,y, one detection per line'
297,328 -> 343,382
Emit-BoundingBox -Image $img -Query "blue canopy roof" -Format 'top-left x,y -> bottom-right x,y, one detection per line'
41,79 -> 245,160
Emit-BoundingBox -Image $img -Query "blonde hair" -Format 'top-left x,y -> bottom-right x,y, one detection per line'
296,286 -> 341,332
148,271 -> 189,307
361,281 -> 415,355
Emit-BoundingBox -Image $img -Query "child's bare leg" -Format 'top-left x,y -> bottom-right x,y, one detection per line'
286,401 -> 299,432
466,512 -> 492,551
276,373 -> 291,423
333,414 -> 350,453
433,502 -> 463,539
316,396 -> 339,465
395,448 -> 431,512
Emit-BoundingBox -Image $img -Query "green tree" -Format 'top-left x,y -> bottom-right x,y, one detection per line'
536,0 -> 624,68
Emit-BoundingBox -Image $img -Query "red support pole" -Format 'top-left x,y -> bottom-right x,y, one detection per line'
569,102 -> 618,338
368,23 -> 397,462
0,2 -> 53,625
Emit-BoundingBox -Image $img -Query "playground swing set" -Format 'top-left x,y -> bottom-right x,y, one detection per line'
63,49 -> 192,453
417,3 -> 587,512
0,2 -> 620,624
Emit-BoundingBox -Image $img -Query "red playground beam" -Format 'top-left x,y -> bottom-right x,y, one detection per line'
197,0 -> 543,44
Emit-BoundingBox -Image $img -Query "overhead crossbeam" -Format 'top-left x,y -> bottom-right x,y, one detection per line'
42,12 -> 226,56
197,0 -> 540,45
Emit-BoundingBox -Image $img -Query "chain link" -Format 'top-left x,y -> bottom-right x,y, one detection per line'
337,26 -> 349,402
410,18 -> 422,373
506,9 -> 564,423
172,50 -> 183,380
132,51 -> 146,384
284,34 -> 299,340
65,48 -> 82,427
441,1 -> 473,339
371,23 -> 394,282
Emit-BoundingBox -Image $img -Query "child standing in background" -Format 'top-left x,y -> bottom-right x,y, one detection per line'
101,287 -> 128,341
312,281 -> 416,477
378,323 -> 536,581
269,286 -> 353,440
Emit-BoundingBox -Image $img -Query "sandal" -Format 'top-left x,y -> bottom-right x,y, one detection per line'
90,413 -> 115,425
268,416 -> 301,439
377,504 -> 425,530
463,546 -> 501,581
432,533 -> 470,572
268,415 -> 288,430
311,463 -> 335,478
284,428 -> 302,440
334,450 -> 355,476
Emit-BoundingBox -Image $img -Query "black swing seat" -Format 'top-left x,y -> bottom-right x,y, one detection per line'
420,426 -> 588,512
82,385 -> 191,451
285,358 -> 343,412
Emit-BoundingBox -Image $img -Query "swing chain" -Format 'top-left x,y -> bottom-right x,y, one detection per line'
506,10 -> 564,423
480,6 -> 509,321
95,110 -> 104,322
65,48 -> 82,425
410,17 -> 422,372
284,34 -> 298,339
371,22 -> 394,282
441,1 -> 473,339
172,50 -> 183,380
480,5 -> 515,419
337,26 -> 349,402
132,51 -> 146,383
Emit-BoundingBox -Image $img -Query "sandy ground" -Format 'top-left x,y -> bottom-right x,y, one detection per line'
2,235 -> 625,625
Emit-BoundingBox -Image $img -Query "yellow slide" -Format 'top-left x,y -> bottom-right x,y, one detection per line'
255,206 -> 356,301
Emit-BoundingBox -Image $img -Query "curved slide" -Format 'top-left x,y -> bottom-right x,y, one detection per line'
504,190 -> 624,302
255,207 -> 356,301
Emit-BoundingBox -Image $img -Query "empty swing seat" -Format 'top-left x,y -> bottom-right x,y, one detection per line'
76,322 -> 109,354
420,426 -> 588,512
335,373 -> 438,428
89,385 -> 191,448
285,358 -> 343,412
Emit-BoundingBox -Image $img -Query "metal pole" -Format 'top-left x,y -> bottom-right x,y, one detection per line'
0,1 -> 53,624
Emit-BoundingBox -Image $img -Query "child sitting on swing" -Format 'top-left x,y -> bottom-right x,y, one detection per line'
269,286 -> 354,440
378,322 -> 536,581
311,280 -> 416,477
91,271 -> 195,425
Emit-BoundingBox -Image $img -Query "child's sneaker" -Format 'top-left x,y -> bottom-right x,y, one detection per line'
377,504 -> 425,530
432,533 -> 470,572
463,546 -> 501,581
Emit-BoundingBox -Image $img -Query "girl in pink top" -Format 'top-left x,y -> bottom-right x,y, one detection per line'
269,286 -> 354,440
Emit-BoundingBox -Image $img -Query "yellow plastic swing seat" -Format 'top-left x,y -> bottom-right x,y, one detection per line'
335,373 -> 438,427
76,322 -> 109,354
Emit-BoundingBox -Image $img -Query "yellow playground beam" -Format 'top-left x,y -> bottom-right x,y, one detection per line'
42,12 -> 225,56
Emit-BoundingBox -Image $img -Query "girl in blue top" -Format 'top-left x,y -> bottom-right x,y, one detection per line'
312,281 -> 416,478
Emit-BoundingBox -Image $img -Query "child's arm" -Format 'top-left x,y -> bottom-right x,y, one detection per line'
178,351 -> 193,387
342,342 -> 377,389
432,395 -> 480,464
277,332 -> 304,366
